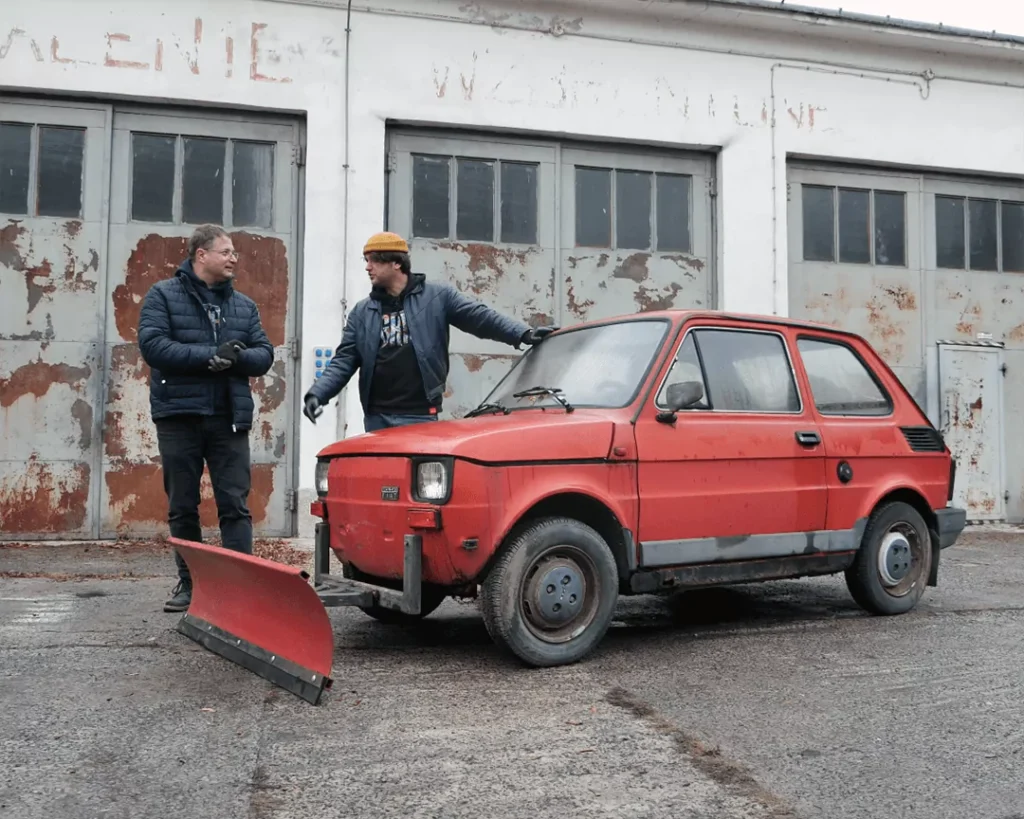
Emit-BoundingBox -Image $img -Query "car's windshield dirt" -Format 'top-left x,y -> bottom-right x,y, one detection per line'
479,319 -> 670,412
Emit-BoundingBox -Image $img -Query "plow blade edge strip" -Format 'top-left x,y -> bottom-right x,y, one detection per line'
170,538 -> 335,704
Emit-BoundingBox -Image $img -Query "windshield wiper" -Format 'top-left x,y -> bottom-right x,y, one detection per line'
512,386 -> 574,413
464,401 -> 511,418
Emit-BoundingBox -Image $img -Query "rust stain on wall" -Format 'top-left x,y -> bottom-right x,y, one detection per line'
0,361 -> 91,409
664,254 -> 704,275
252,359 -> 287,414
865,296 -> 905,361
956,321 -> 974,335
2,218 -> 100,313
436,241 -> 535,276
114,232 -> 287,347
883,286 -> 917,311
635,282 -> 683,312
1008,322 -> 1024,341
104,345 -> 153,460
105,462 -> 275,530
231,232 -> 289,347
113,234 -> 188,343
565,276 -> 594,319
71,399 -> 93,452
0,459 -> 90,534
25,258 -> 56,313
63,220 -> 82,239
613,253 -> 650,283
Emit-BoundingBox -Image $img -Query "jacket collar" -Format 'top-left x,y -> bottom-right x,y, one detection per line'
176,259 -> 234,297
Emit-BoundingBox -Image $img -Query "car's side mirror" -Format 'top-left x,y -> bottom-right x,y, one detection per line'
656,381 -> 705,424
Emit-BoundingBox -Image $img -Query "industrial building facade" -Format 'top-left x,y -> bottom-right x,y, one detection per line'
0,0 -> 1021,539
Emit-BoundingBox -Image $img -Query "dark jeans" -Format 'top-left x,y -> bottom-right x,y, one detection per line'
364,413 -> 438,432
155,414 -> 253,584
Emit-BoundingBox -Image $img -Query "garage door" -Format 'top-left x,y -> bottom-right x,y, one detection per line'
0,97 -> 302,540
386,129 -> 715,418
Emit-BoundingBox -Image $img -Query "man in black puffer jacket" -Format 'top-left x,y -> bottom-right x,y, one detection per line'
138,224 -> 275,613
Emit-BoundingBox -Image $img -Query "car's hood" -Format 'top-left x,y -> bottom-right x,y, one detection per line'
317,410 -> 617,463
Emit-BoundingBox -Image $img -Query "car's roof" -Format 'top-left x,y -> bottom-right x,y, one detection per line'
566,309 -> 864,341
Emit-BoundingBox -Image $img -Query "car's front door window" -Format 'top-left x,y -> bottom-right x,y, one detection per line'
656,328 -> 802,413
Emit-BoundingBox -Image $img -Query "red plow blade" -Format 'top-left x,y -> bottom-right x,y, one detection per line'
170,537 -> 334,704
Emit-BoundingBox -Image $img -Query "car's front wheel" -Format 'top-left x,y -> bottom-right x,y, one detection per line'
845,501 -> 933,615
480,516 -> 619,667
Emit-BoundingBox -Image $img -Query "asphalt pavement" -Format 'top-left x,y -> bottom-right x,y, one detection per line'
1,531 -> 1022,819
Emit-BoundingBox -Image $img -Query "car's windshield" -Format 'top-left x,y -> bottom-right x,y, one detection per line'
482,319 -> 669,411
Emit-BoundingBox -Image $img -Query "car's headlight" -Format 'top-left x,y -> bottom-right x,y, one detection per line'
315,459 -> 329,497
414,460 -> 449,503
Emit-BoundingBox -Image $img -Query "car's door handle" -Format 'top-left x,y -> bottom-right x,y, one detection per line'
795,431 -> 821,446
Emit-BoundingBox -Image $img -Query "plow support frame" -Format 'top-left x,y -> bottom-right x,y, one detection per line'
313,522 -> 425,616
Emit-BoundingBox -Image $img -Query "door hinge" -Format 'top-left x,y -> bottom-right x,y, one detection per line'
288,338 -> 301,360
292,144 -> 306,168
1001,363 -> 1008,376
386,151 -> 397,172
284,489 -> 298,513
706,176 -> 717,198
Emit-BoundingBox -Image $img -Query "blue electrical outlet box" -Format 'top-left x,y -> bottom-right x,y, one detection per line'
313,346 -> 333,379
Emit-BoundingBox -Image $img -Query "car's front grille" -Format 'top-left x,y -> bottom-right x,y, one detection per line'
900,426 -> 945,453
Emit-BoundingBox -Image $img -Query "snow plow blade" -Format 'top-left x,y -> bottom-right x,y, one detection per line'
169,537 -> 334,705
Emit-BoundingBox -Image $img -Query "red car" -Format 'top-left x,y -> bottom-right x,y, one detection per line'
173,311 -> 966,703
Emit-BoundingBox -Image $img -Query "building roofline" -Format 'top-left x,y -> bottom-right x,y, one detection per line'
700,0 -> 1024,48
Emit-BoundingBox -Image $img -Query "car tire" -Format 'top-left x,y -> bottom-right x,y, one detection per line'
342,563 -> 446,624
845,501 -> 933,616
480,516 -> 619,667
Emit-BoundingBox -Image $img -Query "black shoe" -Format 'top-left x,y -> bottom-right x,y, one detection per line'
164,580 -> 192,612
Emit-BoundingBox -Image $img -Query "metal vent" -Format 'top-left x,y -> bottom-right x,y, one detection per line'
900,426 -> 945,453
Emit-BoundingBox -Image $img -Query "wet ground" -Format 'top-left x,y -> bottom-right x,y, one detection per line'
1,531 -> 1023,819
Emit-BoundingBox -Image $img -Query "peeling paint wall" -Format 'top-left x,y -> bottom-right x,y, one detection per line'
7,0 -> 1024,526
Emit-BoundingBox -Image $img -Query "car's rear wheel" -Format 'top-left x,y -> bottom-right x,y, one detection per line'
845,501 -> 933,615
342,563 -> 446,624
480,516 -> 619,667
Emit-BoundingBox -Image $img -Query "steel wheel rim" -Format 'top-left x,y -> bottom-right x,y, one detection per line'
877,522 -> 924,597
519,545 -> 602,644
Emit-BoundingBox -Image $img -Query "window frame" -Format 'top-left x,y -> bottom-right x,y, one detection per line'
795,334 -> 895,418
788,166 -> 921,275
562,146 -> 704,253
113,110 -> 293,233
924,176 -> 1024,274
653,325 -> 805,416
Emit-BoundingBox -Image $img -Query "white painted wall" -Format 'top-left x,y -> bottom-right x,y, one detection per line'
4,0 -> 1024,532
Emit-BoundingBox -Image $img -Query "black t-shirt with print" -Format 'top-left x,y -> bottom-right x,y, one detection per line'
367,277 -> 432,415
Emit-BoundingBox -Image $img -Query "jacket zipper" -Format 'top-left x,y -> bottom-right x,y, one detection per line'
182,276 -> 235,429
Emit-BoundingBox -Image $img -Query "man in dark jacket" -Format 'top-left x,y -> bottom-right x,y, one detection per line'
302,232 -> 554,431
138,224 -> 275,613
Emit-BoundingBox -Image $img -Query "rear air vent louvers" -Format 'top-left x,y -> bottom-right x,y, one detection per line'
900,426 -> 945,453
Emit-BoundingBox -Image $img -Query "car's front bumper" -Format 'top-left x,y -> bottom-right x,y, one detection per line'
935,506 -> 968,549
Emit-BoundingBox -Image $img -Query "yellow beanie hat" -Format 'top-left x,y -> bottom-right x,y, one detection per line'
363,231 -> 409,254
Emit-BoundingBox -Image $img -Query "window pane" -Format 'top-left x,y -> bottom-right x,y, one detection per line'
798,338 -> 891,415
656,173 -> 691,252
131,134 -> 175,222
182,137 -> 225,224
802,185 -> 834,262
694,329 -> 800,412
500,161 -> 537,244
968,198 -> 997,271
936,196 -> 965,269
232,141 -> 274,228
412,155 -> 449,239
838,188 -> 870,264
1002,201 -> 1024,273
0,123 -> 31,214
874,191 -> 906,267
575,167 -> 611,247
456,158 -> 494,242
37,126 -> 84,218
656,333 -> 709,409
616,170 -> 651,250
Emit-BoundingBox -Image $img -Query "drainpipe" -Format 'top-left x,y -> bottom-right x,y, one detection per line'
336,0 -> 353,442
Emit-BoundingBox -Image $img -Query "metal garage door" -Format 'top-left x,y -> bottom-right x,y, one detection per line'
386,129 -> 715,418
0,97 -> 302,540
787,161 -> 1019,522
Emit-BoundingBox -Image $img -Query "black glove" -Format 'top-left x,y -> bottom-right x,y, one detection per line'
216,340 -> 246,362
303,394 -> 323,424
521,326 -> 559,346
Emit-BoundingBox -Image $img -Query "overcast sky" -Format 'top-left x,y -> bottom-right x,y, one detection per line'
786,0 -> 1024,37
